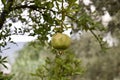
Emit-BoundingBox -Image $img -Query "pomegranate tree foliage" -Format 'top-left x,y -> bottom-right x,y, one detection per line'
0,0 -> 92,79
12,41 -> 84,80
0,0 -> 103,75
0,0 -> 120,79
0,0 -> 105,48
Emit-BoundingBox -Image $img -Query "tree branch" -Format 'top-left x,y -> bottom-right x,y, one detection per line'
0,2 -> 43,29
13,5 -> 42,11
0,0 -> 14,29
0,2 -> 55,30
13,4 -> 56,13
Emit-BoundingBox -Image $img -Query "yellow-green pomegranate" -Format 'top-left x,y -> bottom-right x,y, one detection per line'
51,33 -> 71,50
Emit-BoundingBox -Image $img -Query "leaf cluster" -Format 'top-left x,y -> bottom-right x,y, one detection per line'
33,51 -> 84,80
0,71 -> 13,80
0,56 -> 8,69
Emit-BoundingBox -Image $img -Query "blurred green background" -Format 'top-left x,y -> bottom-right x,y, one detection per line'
11,31 -> 120,80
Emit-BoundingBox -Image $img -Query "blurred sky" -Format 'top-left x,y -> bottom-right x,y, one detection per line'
0,42 -> 26,64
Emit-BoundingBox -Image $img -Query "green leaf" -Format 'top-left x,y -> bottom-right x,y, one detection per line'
0,56 -> 2,59
1,0 -> 6,6
1,63 -> 8,69
34,0 -> 41,7
42,13 -> 53,24
46,2 -> 54,9
1,56 -> 7,61
67,0 -> 77,4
